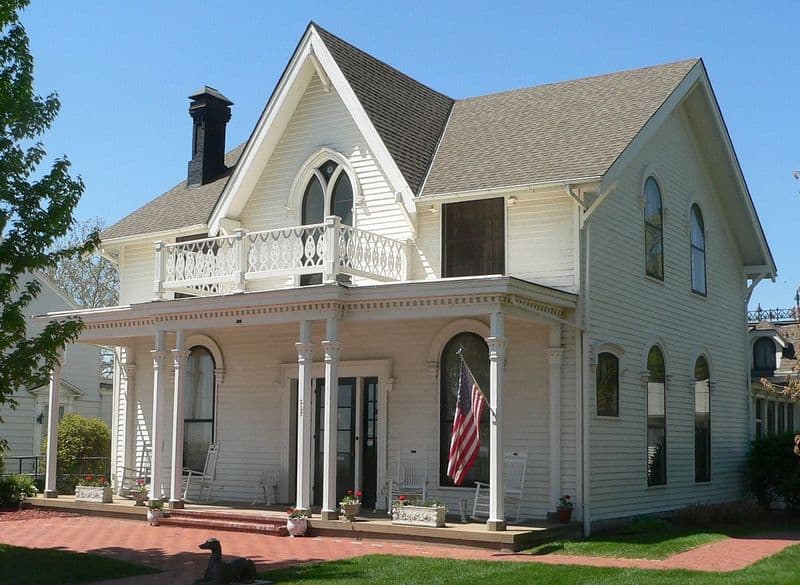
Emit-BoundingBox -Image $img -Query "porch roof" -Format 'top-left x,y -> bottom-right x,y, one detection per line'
37,276 -> 578,344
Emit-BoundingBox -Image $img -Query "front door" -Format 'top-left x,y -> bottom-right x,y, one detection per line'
312,377 -> 377,508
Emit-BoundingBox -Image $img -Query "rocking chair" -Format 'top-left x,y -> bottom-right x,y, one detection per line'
387,449 -> 429,510
183,443 -> 219,502
471,450 -> 527,523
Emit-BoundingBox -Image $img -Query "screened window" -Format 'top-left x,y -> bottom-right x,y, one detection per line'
439,332 -> 489,486
184,346 -> 215,472
752,338 -> 776,375
596,352 -> 619,417
767,400 -> 776,435
755,398 -> 764,439
789,404 -> 795,432
694,357 -> 711,482
647,346 -> 667,486
442,198 -> 505,277
778,403 -> 786,434
690,204 -> 707,295
644,177 -> 664,280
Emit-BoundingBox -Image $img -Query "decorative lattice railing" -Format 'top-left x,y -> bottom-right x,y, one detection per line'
153,217 -> 409,298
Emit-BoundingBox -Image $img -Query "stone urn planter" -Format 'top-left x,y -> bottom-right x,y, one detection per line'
131,492 -> 148,506
75,486 -> 113,503
391,504 -> 447,528
146,508 -> 164,526
286,517 -> 308,537
340,502 -> 361,522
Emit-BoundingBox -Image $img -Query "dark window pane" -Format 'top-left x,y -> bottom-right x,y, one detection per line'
690,205 -> 706,294
443,198 -> 505,277
330,173 -> 353,226
647,346 -> 666,485
440,333 -> 489,486
753,338 -> 776,374
302,175 -> 325,225
778,403 -> 786,434
767,400 -> 776,435
694,357 -> 711,482
644,177 -> 664,280
789,404 -> 794,433
184,346 -> 215,471
755,398 -> 763,439
596,352 -> 619,417
319,160 -> 337,181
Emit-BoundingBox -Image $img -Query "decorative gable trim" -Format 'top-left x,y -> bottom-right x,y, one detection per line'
208,24 -> 415,236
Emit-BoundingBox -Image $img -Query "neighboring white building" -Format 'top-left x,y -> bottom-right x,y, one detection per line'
1,273 -> 109,471
39,24 -> 775,533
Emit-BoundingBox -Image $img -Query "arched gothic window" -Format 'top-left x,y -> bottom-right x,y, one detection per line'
644,177 -> 664,280
690,204 -> 707,295
646,346 -> 667,486
439,332 -> 489,486
596,352 -> 620,417
694,356 -> 711,482
184,346 -> 215,471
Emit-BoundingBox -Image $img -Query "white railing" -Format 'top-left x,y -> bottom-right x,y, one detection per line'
153,216 -> 410,298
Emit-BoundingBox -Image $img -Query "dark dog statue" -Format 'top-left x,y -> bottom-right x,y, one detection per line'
195,538 -> 257,584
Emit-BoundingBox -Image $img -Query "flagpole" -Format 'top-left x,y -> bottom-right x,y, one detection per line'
456,347 -> 497,420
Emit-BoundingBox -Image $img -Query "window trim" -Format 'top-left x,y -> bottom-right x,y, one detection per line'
689,203 -> 707,296
643,175 -> 665,281
287,147 -> 361,226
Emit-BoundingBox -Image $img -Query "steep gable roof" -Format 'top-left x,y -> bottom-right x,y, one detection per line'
421,60 -> 698,196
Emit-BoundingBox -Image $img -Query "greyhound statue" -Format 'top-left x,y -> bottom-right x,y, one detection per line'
195,538 -> 257,584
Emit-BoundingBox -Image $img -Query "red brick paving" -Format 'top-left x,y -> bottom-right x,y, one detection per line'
0,512 -> 798,584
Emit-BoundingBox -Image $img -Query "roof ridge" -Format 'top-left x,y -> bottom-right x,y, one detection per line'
456,58 -> 700,102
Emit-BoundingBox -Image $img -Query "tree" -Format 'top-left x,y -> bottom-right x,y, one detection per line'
0,1 -> 95,441
41,217 -> 119,309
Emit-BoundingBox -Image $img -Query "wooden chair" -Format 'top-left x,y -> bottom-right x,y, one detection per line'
252,466 -> 281,506
117,465 -> 150,497
471,450 -> 527,523
388,449 -> 429,509
182,443 -> 219,502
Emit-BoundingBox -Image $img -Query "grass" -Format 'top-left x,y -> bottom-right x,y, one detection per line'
261,547 -> 800,584
0,544 -> 157,585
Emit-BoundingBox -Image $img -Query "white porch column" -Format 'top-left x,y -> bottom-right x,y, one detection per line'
546,324 -> 564,514
320,315 -> 340,520
43,349 -> 64,498
169,330 -> 189,508
487,311 -> 507,531
149,330 -> 168,503
295,320 -> 313,513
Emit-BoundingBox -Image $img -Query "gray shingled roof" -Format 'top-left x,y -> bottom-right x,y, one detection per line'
101,145 -> 245,240
421,59 -> 698,195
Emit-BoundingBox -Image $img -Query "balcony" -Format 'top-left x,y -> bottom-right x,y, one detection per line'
153,216 -> 410,298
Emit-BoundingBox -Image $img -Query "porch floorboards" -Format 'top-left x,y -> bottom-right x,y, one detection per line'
27,495 -> 577,551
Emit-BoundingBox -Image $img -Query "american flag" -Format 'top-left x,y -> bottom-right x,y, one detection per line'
447,358 -> 486,486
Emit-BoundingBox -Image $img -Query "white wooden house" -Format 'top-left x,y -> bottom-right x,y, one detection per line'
1,273 -> 108,471
38,24 -> 775,533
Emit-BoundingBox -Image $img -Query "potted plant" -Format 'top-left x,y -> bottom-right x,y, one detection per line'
391,496 -> 447,528
131,479 -> 148,506
285,508 -> 309,536
146,500 -> 165,526
556,494 -> 573,523
339,489 -> 362,522
75,474 -> 113,503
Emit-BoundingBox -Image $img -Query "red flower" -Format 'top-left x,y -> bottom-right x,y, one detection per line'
564,495 -> 571,500
99,476 -> 107,484
86,474 -> 95,482
346,489 -> 353,495
287,508 -> 294,514
398,495 -> 407,502
136,479 -> 144,486
355,490 -> 363,498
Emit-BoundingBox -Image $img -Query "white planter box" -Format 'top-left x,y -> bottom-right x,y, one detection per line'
391,505 -> 446,528
75,486 -> 113,503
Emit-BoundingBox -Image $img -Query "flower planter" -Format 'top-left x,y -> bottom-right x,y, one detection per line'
286,517 -> 308,537
557,507 -> 573,523
392,505 -> 447,528
340,502 -> 361,522
75,486 -> 113,503
147,509 -> 164,526
131,492 -> 148,506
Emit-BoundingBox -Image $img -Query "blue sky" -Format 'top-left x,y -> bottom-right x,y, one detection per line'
21,1 -> 799,310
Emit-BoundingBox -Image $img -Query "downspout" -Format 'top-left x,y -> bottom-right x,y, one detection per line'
580,219 -> 592,537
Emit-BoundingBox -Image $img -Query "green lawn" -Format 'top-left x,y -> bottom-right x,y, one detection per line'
525,528 -> 728,559
0,544 -> 157,585
261,547 -> 800,585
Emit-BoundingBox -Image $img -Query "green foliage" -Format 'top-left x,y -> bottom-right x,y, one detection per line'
41,413 -> 110,479
747,433 -> 800,511
0,473 -> 36,508
0,0 -> 96,439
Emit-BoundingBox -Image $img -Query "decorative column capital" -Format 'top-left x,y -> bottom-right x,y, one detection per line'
151,349 -> 170,369
486,336 -> 507,359
172,348 -> 190,369
545,347 -> 564,366
295,342 -> 314,363
321,340 -> 341,361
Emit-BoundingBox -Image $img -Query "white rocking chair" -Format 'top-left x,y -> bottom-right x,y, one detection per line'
388,449 -> 429,510
471,450 -> 527,523
252,466 -> 281,506
183,443 -> 219,502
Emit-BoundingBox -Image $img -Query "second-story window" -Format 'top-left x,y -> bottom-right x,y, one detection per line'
753,337 -> 776,376
442,198 -> 505,277
690,204 -> 706,295
644,176 -> 664,280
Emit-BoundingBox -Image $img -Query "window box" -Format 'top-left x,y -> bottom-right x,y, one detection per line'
391,504 -> 447,528
75,486 -> 113,503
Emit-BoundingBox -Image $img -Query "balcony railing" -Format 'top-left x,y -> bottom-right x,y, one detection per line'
153,216 -> 410,298
747,305 -> 799,324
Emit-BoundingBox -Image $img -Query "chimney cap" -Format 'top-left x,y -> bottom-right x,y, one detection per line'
188,86 -> 233,105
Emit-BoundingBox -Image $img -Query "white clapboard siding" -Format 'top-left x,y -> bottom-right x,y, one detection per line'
120,317 -> 563,518
586,108 -> 750,522
119,243 -> 155,306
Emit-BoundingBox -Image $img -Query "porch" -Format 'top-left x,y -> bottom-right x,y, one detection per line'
27,494 -> 577,551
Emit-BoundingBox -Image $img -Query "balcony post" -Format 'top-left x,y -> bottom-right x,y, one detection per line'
323,215 -> 341,284
403,238 -> 414,280
234,228 -> 248,293
153,241 -> 165,300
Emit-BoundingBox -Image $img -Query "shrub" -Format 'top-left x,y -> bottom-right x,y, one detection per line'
41,413 -> 111,493
0,474 -> 37,508
747,433 -> 800,511
671,500 -> 764,527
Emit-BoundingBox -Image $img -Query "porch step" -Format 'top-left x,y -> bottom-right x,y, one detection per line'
161,509 -> 288,536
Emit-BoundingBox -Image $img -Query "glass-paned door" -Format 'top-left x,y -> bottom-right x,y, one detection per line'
361,377 -> 379,508
313,377 -> 357,506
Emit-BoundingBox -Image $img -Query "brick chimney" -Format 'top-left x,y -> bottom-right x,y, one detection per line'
187,86 -> 233,186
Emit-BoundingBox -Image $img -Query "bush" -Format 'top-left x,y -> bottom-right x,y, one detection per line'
0,474 -> 37,508
671,500 -> 764,527
41,413 -> 111,493
747,433 -> 800,511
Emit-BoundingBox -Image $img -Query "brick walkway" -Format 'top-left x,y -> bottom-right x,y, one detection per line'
1,513 -> 798,584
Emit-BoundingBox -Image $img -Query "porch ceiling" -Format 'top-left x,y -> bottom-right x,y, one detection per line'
37,276 -> 578,343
